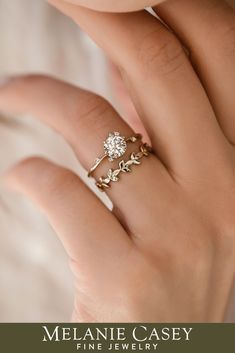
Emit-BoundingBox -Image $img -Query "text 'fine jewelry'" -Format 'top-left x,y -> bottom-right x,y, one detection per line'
96,143 -> 152,191
87,131 -> 141,177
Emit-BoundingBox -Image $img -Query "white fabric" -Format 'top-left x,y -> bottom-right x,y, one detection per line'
0,0 -> 234,322
0,0 -> 111,321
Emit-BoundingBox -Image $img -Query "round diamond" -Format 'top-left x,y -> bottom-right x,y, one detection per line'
104,132 -> 127,161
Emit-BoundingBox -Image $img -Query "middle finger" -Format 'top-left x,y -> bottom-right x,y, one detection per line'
49,0 -> 230,179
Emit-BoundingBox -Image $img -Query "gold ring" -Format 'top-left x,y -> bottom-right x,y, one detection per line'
96,143 -> 152,191
87,131 -> 141,177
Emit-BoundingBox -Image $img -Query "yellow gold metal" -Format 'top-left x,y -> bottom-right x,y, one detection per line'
96,143 -> 152,191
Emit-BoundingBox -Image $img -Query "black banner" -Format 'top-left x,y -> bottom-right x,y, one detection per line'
0,324 -> 234,352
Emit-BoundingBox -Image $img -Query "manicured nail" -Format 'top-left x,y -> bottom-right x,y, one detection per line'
0,76 -> 12,87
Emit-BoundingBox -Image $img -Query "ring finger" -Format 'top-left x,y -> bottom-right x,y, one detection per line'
0,75 -> 171,231
48,0 -> 230,180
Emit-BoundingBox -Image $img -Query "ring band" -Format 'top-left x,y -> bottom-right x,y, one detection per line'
87,131 -> 141,177
96,143 -> 152,191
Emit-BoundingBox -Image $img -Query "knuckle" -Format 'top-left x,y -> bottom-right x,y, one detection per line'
136,30 -> 185,77
67,93 -> 113,134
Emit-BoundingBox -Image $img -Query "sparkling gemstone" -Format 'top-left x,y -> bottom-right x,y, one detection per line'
103,132 -> 127,161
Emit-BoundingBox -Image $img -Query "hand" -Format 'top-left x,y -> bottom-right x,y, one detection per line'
62,0 -> 165,12
1,0 -> 235,322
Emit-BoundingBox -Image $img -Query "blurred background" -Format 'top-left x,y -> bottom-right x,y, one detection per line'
0,0 -> 235,322
0,0 -> 113,321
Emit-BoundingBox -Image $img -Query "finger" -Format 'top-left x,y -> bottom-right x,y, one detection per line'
0,75 -> 169,232
154,0 -> 235,145
109,62 -> 148,140
48,0 -> 229,179
0,75 -> 135,169
63,0 -> 163,12
4,157 -> 131,270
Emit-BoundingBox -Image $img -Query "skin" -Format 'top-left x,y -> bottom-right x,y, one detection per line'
63,0 -> 164,12
1,0 -> 235,322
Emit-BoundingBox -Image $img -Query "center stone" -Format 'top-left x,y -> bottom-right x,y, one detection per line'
104,132 -> 127,161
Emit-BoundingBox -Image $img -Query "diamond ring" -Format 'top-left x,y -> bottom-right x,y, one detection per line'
87,132 -> 141,177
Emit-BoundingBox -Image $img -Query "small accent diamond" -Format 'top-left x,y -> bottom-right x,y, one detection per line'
104,132 -> 127,161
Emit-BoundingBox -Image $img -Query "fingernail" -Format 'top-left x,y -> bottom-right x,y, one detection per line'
0,76 -> 12,87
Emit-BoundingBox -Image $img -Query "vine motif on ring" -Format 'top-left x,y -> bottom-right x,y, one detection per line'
96,143 -> 152,191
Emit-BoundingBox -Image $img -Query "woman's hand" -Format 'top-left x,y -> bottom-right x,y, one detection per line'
1,0 -> 235,322
63,0 -> 165,12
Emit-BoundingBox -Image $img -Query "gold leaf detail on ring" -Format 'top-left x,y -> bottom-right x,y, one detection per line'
96,143 -> 152,191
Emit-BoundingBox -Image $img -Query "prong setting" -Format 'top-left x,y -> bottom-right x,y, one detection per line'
103,132 -> 127,161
